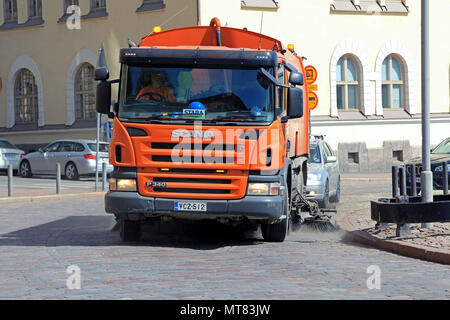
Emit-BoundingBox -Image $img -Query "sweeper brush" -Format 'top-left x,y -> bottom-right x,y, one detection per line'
290,188 -> 339,233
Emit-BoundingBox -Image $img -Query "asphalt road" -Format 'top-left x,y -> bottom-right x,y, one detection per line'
0,180 -> 448,299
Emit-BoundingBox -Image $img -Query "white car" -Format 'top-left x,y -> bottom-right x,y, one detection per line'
0,139 -> 25,175
19,140 -> 113,180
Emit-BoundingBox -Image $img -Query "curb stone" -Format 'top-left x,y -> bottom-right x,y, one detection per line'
337,210 -> 450,265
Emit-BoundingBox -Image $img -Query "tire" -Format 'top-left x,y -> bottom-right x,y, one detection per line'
19,161 -> 32,178
261,192 -> 290,242
318,180 -> 330,209
120,219 -> 142,242
330,177 -> 341,203
65,162 -> 79,181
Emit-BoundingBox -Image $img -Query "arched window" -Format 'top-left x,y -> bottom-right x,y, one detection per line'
382,54 -> 404,109
14,69 -> 38,124
336,55 -> 360,110
75,63 -> 96,120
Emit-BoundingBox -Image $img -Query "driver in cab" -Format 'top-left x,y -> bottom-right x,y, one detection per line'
136,71 -> 175,102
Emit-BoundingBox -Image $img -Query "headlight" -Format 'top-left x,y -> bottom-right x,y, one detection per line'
109,178 -> 137,192
247,183 -> 281,196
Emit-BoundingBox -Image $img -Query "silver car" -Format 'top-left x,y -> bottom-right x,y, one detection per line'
19,140 -> 113,180
306,136 -> 341,208
0,139 -> 25,174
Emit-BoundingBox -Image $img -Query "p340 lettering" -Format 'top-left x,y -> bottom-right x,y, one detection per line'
147,182 -> 166,188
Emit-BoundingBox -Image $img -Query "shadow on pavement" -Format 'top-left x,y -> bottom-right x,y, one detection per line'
0,215 -> 264,250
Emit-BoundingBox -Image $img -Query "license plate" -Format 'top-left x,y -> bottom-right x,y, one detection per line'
174,201 -> 207,212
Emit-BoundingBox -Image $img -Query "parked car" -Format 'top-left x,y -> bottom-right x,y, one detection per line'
306,135 -> 341,208
0,139 -> 25,175
19,140 -> 113,180
404,137 -> 450,192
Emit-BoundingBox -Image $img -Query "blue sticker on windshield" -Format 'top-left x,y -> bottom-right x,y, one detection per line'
189,102 -> 206,110
251,106 -> 262,116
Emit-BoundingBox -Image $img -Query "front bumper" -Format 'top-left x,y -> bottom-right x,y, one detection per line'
305,182 -> 326,201
105,191 -> 283,221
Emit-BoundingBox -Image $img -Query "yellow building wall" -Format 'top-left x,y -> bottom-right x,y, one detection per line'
0,0 -> 198,145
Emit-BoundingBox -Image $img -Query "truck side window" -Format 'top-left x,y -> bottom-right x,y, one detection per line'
277,64 -> 285,110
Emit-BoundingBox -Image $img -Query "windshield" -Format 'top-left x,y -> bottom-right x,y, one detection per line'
309,144 -> 321,164
0,140 -> 17,149
88,143 -> 109,153
119,66 -> 275,123
432,139 -> 450,154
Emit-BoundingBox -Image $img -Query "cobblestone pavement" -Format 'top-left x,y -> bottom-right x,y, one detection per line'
339,178 -> 450,251
0,181 -> 449,300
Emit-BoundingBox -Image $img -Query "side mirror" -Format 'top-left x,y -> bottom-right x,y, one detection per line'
95,67 -> 110,81
38,147 -> 43,153
289,72 -> 304,86
326,155 -> 337,163
287,87 -> 304,119
96,81 -> 112,114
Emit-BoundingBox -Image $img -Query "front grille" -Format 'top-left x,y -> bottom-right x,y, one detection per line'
158,168 -> 227,174
153,188 -> 231,194
152,155 -> 235,164
153,177 -> 231,184
152,143 -> 235,150
136,135 -> 247,199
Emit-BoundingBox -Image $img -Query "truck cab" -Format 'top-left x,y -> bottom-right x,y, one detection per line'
96,18 -> 310,242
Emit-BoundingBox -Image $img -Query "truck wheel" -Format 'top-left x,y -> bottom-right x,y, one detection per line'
120,219 -> 142,241
261,192 -> 289,242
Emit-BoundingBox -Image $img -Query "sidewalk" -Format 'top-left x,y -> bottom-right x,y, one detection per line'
341,172 -> 391,182
337,208 -> 450,265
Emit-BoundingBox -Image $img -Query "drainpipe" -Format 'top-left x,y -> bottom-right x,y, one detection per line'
197,0 -> 201,25
210,17 -> 222,46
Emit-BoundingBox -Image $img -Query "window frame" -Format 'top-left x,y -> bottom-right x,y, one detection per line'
28,0 -> 42,19
14,69 -> 39,124
336,55 -> 360,112
74,63 -> 96,121
382,54 -> 405,110
90,0 -> 106,11
277,63 -> 286,111
4,0 -> 18,23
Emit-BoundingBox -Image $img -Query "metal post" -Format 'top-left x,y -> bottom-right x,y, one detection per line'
392,166 -> 399,198
7,165 -> 13,197
56,163 -> 61,195
102,162 -> 107,192
399,166 -> 407,196
443,161 -> 448,195
95,114 -> 100,192
411,164 -> 417,197
421,0 -> 433,228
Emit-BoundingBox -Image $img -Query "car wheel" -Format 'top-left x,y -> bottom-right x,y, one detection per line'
318,180 -> 330,209
19,161 -> 32,178
330,177 -> 341,203
261,191 -> 290,242
65,162 -> 79,181
120,219 -> 142,241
